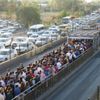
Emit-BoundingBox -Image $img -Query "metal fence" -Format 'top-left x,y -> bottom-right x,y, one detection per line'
12,47 -> 94,100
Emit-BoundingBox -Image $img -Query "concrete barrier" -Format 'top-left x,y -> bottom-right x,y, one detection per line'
0,37 -> 67,74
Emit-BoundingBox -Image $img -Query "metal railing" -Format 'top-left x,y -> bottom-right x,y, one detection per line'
12,47 -> 94,100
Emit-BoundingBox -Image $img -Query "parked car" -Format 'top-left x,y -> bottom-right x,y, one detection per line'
11,37 -> 28,48
0,48 -> 17,62
0,38 -> 12,47
28,34 -> 39,43
41,31 -> 50,38
0,44 -> 5,50
0,32 -> 13,38
15,42 -> 34,54
49,32 -> 58,41
49,25 -> 60,34
35,36 -> 48,46
27,24 -> 45,36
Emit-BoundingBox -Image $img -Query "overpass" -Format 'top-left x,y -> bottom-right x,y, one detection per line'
39,50 -> 100,100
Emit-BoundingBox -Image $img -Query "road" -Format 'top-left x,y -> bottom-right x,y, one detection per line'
40,51 -> 100,100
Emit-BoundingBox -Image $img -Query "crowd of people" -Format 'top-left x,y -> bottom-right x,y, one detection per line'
0,39 -> 92,100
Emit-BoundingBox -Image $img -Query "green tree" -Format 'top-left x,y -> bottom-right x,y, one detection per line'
0,0 -> 8,11
60,10 -> 69,18
16,4 -> 41,28
48,0 -> 84,16
6,0 -> 16,18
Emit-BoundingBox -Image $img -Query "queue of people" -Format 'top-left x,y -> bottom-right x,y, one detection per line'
0,39 -> 92,100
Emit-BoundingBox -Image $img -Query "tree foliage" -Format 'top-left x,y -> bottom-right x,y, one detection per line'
16,4 -> 41,28
48,0 -> 100,16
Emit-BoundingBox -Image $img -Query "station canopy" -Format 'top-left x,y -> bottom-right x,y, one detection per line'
67,29 -> 99,40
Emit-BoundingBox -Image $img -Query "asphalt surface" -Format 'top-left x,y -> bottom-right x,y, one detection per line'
40,51 -> 100,100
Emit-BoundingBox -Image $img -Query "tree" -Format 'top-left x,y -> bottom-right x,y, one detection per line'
60,10 -> 69,18
16,4 -> 41,28
6,0 -> 16,19
48,0 -> 85,16
0,0 -> 8,11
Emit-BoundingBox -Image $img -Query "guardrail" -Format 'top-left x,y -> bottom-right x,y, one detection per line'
12,47 -> 94,100
0,37 -> 67,74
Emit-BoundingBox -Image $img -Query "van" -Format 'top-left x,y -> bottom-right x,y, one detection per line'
27,24 -> 45,36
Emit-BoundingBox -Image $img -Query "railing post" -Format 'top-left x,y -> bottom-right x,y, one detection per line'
97,86 -> 100,100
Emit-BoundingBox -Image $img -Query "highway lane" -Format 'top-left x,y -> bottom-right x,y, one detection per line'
40,51 -> 100,100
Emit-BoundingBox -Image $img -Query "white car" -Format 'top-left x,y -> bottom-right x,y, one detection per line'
49,32 -> 58,41
41,30 -> 58,41
49,25 -> 60,33
35,36 -> 48,46
27,24 -> 45,36
0,38 -> 12,47
0,32 -> 13,38
0,44 -> 5,50
15,42 -> 34,54
27,31 -> 35,36
11,37 -> 28,48
41,31 -> 50,38
0,48 -> 17,62
28,34 -> 39,43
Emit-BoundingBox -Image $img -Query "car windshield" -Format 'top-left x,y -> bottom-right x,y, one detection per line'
20,43 -> 28,47
43,31 -> 49,35
0,51 -> 9,55
50,34 -> 57,37
49,29 -> 57,32
30,29 -> 37,32
1,35 -> 8,38
0,39 -> 7,42
16,38 -> 25,42
31,35 -> 38,38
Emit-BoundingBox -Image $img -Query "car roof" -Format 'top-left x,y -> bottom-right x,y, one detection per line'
30,24 -> 44,29
14,37 -> 28,39
0,38 -> 8,40
0,48 -> 11,52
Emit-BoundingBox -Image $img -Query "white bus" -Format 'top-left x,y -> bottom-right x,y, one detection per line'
27,24 -> 45,36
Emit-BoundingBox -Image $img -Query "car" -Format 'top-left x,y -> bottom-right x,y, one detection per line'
28,34 -> 39,43
0,48 -> 17,62
49,32 -> 58,41
41,30 -> 58,41
59,24 -> 71,36
0,32 -> 13,38
41,31 -> 50,37
11,37 -> 28,48
0,44 -> 5,50
35,36 -> 48,46
0,38 -> 12,47
49,25 -> 60,33
15,42 -> 34,54
27,31 -> 35,37
27,24 -> 45,36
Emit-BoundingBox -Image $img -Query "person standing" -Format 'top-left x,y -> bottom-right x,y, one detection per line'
0,88 -> 5,100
